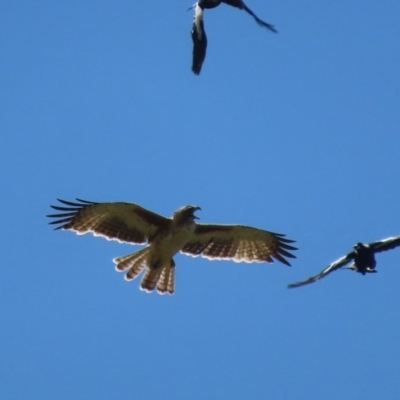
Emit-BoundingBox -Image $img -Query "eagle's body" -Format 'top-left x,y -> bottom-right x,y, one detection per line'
48,199 -> 297,294
115,207 -> 198,292
288,236 -> 400,288
190,0 -> 277,75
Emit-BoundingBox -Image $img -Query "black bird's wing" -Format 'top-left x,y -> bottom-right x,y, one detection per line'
222,0 -> 277,33
288,252 -> 355,288
369,235 -> 400,253
191,4 -> 207,75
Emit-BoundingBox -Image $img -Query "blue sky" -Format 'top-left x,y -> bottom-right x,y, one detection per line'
1,1 -> 400,399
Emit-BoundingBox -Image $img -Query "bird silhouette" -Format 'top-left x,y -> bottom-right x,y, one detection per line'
190,0 -> 277,74
288,236 -> 400,288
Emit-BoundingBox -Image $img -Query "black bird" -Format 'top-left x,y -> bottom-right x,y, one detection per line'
190,0 -> 277,75
288,236 -> 400,288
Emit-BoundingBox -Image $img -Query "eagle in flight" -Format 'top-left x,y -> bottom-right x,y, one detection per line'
47,199 -> 297,294
288,236 -> 400,288
190,0 -> 277,75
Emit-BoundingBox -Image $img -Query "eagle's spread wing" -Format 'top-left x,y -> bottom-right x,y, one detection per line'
191,4 -> 207,75
287,252 -> 355,288
369,235 -> 400,254
47,198 -> 169,244
181,224 -> 297,265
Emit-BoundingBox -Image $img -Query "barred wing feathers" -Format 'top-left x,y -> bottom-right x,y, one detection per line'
181,224 -> 296,266
47,198 -> 169,245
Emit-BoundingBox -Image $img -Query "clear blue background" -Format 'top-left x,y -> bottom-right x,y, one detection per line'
1,1 -> 400,399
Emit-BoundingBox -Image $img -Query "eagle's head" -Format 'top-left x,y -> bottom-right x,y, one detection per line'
173,205 -> 201,224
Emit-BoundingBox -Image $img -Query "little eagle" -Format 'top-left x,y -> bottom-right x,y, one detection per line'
47,198 -> 297,294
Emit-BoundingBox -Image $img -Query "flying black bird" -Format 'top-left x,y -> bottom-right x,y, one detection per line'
288,236 -> 400,288
190,0 -> 277,75
47,198 -> 297,294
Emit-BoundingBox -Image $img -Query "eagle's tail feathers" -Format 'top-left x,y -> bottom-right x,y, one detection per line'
157,259 -> 175,294
140,268 -> 164,293
113,248 -> 149,281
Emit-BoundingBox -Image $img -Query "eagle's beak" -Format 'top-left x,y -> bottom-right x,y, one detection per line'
193,206 -> 201,219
